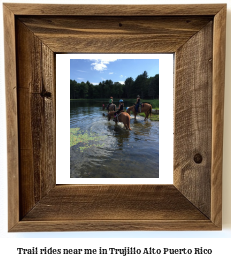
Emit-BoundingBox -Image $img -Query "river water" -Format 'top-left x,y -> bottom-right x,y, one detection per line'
70,100 -> 159,178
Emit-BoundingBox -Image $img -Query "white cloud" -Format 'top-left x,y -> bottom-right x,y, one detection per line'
77,78 -> 84,80
120,75 -> 123,78
91,82 -> 99,85
109,72 -> 114,75
91,59 -> 118,71
118,81 -> 125,85
77,70 -> 86,72
92,62 -> 107,71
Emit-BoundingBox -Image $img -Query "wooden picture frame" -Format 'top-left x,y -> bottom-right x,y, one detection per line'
4,4 -> 226,232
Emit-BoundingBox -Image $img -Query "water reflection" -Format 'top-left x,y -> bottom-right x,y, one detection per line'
70,100 -> 159,178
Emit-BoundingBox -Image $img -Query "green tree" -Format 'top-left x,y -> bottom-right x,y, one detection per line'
98,82 -> 104,98
148,74 -> 159,99
113,82 -> 124,98
70,79 -> 78,99
91,84 -> 100,98
133,71 -> 148,99
78,82 -> 88,98
70,70 -> 158,100
124,77 -> 134,98
105,80 -> 114,98
86,81 -> 93,99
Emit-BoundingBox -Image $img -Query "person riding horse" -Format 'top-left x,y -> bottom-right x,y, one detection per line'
114,99 -> 124,119
135,95 -> 141,112
107,96 -> 113,110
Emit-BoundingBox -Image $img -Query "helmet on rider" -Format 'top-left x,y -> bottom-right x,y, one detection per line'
119,99 -> 123,103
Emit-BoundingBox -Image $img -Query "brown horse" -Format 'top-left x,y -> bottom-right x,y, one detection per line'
126,103 -> 152,120
108,111 -> 132,130
107,104 -> 116,112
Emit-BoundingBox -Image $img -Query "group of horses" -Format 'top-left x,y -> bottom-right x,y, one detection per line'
104,102 -> 152,131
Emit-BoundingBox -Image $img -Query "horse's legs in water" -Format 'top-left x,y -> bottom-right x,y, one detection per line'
145,109 -> 150,120
145,111 -> 148,120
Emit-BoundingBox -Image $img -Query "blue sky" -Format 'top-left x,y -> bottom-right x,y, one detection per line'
70,59 -> 159,85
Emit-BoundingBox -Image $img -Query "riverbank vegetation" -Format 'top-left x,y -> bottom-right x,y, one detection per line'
71,98 -> 159,110
125,99 -> 159,109
70,71 -> 159,101
128,111 -> 159,121
139,112 -> 159,121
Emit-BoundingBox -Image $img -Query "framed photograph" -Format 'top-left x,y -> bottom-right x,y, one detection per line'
56,53 -> 173,184
4,4 -> 226,231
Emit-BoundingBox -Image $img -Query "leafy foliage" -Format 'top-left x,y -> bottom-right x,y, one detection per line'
70,71 -> 159,100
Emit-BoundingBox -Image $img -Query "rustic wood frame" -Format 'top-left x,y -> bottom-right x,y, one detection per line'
4,4 -> 226,232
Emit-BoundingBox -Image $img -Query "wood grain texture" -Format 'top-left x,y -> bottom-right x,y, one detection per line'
4,3 -> 226,232
16,19 -> 56,219
22,185 -> 207,221
18,16 -> 213,53
3,3 -> 225,16
3,4 -> 19,231
211,5 -> 226,228
174,22 -> 213,218
11,220 -> 219,232
14,185 -> 219,231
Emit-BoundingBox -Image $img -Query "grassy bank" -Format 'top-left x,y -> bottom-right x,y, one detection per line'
123,99 -> 159,109
71,98 -> 159,110
131,112 -> 159,121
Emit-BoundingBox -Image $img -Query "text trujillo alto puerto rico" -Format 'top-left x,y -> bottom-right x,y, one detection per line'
17,247 -> 212,256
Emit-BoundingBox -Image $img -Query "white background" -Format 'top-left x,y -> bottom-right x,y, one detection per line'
56,53 -> 173,184
0,0 -> 231,260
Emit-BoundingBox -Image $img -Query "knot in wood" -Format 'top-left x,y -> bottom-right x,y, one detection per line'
40,90 -> 52,99
194,153 -> 202,164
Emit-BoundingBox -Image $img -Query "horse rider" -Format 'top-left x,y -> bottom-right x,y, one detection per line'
114,99 -> 124,119
135,95 -> 141,112
107,96 -> 113,110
